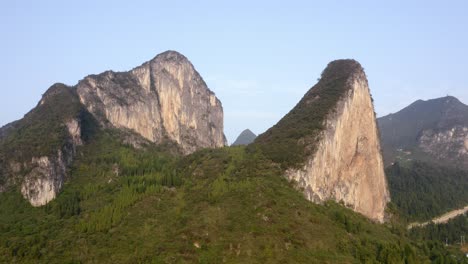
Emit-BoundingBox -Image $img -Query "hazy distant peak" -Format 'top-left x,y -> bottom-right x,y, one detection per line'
232,129 -> 257,146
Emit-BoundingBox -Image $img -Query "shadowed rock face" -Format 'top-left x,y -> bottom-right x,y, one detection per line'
283,60 -> 389,222
76,50 -> 226,154
378,96 -> 468,169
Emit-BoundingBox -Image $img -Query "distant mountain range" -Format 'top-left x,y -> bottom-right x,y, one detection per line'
231,129 -> 256,146
378,96 -> 468,169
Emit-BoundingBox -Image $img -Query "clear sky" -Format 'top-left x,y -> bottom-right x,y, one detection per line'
1,1 -> 467,144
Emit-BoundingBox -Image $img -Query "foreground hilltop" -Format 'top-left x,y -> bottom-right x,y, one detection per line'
0,50 -> 226,206
255,60 -> 389,222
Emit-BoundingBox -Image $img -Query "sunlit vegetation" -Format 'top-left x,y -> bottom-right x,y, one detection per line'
0,132 -> 466,263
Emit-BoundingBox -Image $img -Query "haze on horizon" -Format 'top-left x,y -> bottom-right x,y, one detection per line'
1,0 -> 467,144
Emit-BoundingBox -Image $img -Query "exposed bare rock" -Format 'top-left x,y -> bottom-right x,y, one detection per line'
419,126 -> 468,166
1,51 -> 227,206
0,83 -> 84,205
76,50 -> 226,154
378,96 -> 468,168
21,153 -> 66,206
66,119 -> 83,147
20,118 -> 81,206
257,60 -> 389,222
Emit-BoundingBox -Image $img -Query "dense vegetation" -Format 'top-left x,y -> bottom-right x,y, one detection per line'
386,161 -> 468,222
0,130 -> 466,263
410,215 -> 467,247
254,60 -> 363,169
0,84 -> 83,160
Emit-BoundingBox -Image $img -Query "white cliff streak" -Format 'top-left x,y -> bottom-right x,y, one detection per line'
21,156 -> 64,206
66,119 -> 83,147
76,51 -> 226,154
286,70 -> 390,222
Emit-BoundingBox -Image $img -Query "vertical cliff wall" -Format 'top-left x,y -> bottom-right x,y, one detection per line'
256,60 -> 389,222
76,51 -> 226,154
286,67 -> 389,222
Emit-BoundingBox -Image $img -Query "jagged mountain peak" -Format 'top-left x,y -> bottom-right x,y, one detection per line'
76,50 -> 226,154
255,59 -> 388,222
1,50 -> 227,206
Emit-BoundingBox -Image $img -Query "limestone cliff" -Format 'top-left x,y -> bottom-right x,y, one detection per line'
0,51 -> 227,206
20,135 -> 79,206
256,60 -> 389,222
76,50 -> 226,154
0,84 -> 83,206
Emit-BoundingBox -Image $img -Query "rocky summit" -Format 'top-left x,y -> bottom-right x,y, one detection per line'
256,60 -> 389,222
77,51 -> 226,154
0,51 -> 226,206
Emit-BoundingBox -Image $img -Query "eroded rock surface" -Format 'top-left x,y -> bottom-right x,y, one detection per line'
20,118 -> 82,206
76,51 -> 226,154
419,126 -> 468,166
285,61 -> 389,222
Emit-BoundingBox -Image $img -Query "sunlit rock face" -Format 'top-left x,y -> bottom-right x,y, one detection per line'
21,155 -> 65,206
76,51 -> 226,154
286,62 -> 390,222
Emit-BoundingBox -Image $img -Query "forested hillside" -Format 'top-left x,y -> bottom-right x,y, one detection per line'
1,129 -> 465,263
386,161 -> 468,221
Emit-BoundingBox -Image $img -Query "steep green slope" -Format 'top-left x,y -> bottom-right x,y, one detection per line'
0,83 -> 88,188
0,83 -> 83,160
386,161 -> 468,222
0,132 -> 464,263
254,60 -> 362,169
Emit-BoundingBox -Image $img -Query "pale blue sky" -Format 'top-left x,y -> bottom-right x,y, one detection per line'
1,1 -> 467,143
